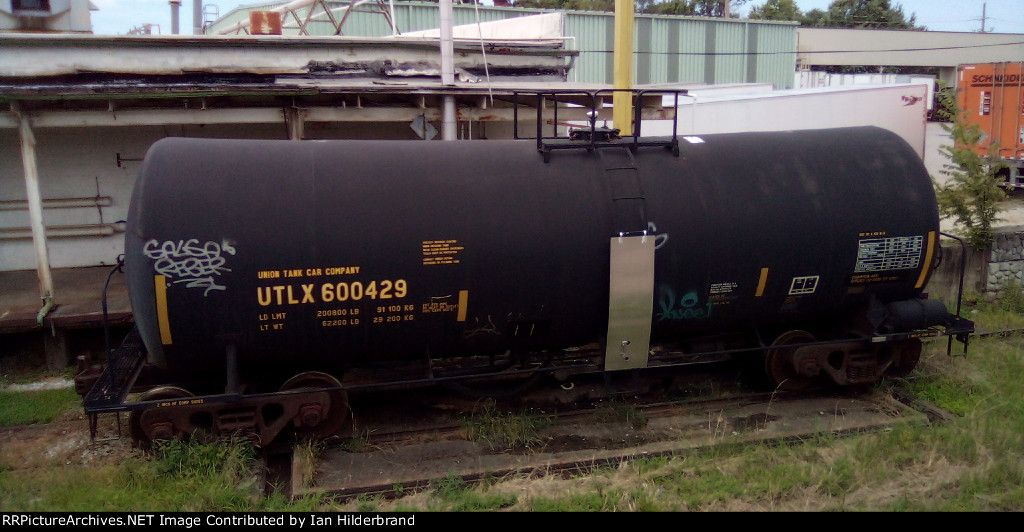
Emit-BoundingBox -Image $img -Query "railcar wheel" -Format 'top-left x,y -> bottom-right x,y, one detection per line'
887,339 -> 923,378
765,330 -> 818,391
129,386 -> 194,449
279,371 -> 351,441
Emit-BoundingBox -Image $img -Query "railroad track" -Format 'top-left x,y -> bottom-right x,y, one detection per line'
268,370 -> 946,502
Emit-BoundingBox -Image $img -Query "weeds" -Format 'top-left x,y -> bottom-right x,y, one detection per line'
595,399 -> 649,429
334,429 -> 376,453
153,436 -> 258,483
461,399 -> 546,451
294,439 -> 325,489
999,280 -> 1024,314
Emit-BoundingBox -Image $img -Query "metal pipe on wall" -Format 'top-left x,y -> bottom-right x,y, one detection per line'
11,101 -> 55,323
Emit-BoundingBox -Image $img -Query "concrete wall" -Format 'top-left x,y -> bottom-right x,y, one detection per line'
928,236 -> 987,307
797,28 -> 1024,69
928,225 -> 1024,308
987,229 -> 1024,295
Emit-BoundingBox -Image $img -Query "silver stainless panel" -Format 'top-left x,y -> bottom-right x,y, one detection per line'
604,235 -> 655,371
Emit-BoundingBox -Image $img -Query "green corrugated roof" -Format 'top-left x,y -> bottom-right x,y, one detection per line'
208,2 -> 797,89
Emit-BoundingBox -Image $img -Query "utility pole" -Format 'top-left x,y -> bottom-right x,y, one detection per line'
974,2 -> 991,33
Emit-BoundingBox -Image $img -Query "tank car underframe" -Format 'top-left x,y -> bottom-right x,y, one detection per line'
126,386 -> 348,449
81,315 -> 972,448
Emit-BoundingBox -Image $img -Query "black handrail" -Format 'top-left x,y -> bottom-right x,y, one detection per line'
512,88 -> 685,160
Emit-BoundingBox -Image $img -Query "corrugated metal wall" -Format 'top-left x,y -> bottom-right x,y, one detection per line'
210,2 -> 797,89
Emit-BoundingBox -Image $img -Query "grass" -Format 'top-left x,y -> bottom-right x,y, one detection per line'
2,305 -> 1024,511
460,399 -> 548,451
955,289 -> 1024,334
0,386 -> 80,426
595,400 -> 649,430
0,435 -> 312,512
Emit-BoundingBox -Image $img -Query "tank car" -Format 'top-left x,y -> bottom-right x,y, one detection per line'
81,110 -> 974,447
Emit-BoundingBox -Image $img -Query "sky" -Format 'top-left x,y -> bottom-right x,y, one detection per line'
87,0 -> 1023,36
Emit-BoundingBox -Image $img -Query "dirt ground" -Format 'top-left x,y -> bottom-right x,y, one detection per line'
0,330 -> 143,473
0,400 -> 141,473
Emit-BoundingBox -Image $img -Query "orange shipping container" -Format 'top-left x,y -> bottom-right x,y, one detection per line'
957,62 -> 1024,188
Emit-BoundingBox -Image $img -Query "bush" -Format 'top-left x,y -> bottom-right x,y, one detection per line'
1000,280 -> 1024,314
933,84 -> 1008,251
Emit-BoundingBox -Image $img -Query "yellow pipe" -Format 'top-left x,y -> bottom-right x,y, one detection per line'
613,0 -> 634,136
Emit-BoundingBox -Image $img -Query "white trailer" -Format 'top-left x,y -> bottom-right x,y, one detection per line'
642,83 -> 930,160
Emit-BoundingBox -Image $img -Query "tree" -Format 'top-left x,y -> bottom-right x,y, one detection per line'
933,85 -> 1008,251
512,0 -> 751,16
748,0 -> 801,21
642,0 -> 750,16
746,0 -> 921,28
797,0 -> 926,74
810,0 -> 921,29
513,0 -> 614,10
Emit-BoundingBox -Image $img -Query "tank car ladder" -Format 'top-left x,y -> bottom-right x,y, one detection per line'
597,144 -> 658,372
597,145 -> 648,236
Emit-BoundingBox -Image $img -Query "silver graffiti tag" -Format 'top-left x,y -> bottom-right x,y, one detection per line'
143,238 -> 236,296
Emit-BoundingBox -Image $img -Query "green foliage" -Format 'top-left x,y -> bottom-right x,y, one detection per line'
0,387 -> 80,426
748,0 -> 801,21
1000,280 -> 1024,314
949,290 -> 1024,334
638,0 -> 696,15
531,489 -> 624,511
759,0 -> 926,74
425,473 -> 516,510
642,0 -> 750,16
748,0 -> 921,28
909,377 -> 983,416
596,400 -> 649,429
514,0 -> 613,11
429,473 -> 470,501
514,0 -> 752,16
153,437 -> 258,481
933,84 -> 1008,250
812,0 -> 921,29
461,399 -> 547,450
1,437 -> 280,512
